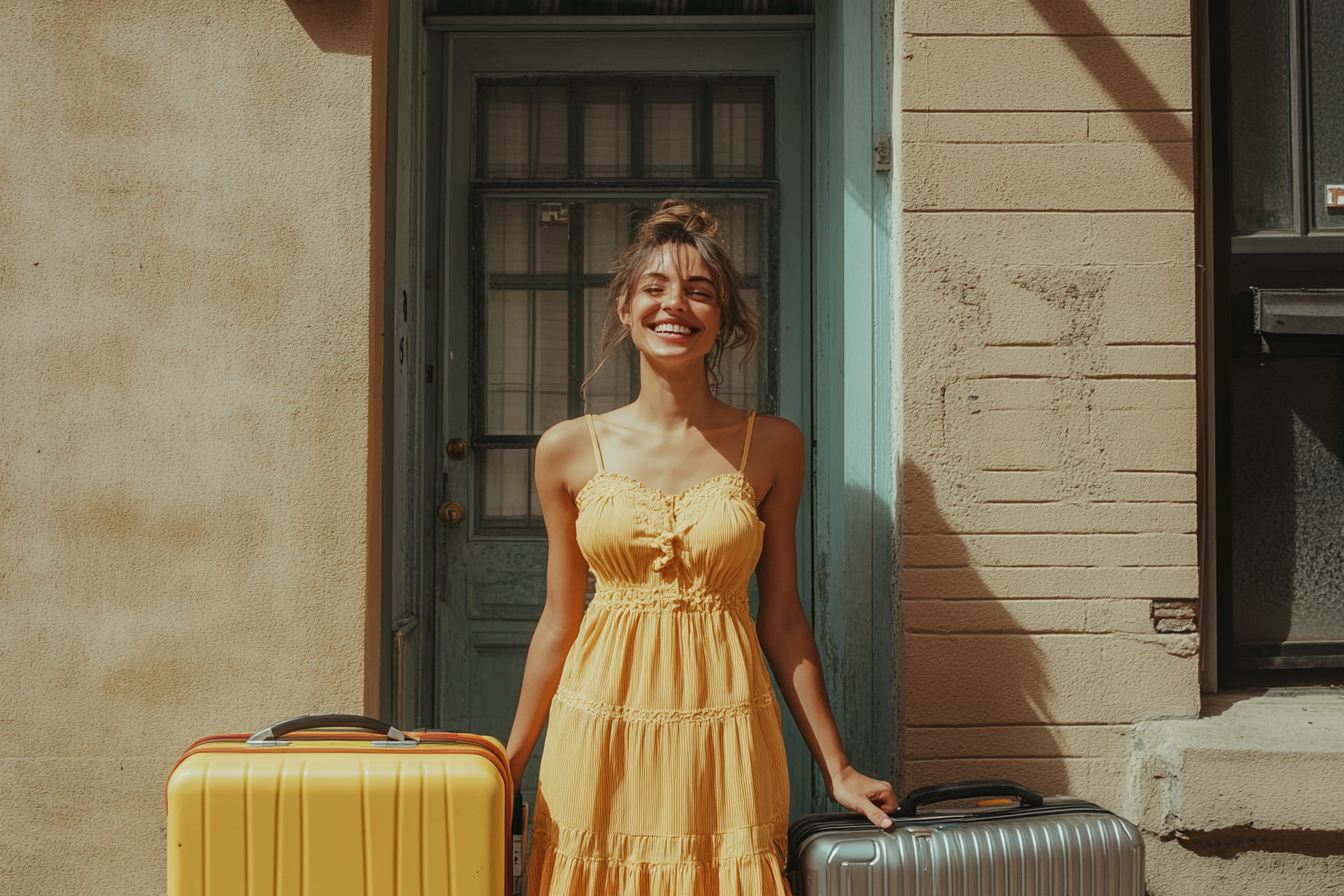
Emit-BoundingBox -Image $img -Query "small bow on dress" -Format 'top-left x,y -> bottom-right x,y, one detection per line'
652,519 -> 695,572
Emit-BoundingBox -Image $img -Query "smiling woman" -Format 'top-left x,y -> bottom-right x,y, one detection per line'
503,199 -> 897,894
585,199 -> 758,400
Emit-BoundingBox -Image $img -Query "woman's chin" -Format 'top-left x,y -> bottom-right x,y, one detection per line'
634,343 -> 713,368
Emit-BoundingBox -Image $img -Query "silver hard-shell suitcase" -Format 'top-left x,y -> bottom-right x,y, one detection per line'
788,780 -> 1144,895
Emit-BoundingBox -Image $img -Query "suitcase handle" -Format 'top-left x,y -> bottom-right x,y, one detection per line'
246,714 -> 413,746
895,779 -> 1044,817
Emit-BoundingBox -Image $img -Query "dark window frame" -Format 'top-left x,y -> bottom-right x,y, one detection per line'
1209,0 -> 1344,686
1229,0 -> 1344,254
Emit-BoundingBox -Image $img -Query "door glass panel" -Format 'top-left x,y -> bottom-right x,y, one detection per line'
584,85 -> 631,178
584,286 -> 638,415
1231,358 -> 1344,645
1229,0 -> 1296,233
484,288 -> 569,436
712,83 -> 765,178
487,200 -> 569,275
644,84 -> 700,178
473,75 -> 777,531
715,200 -> 762,274
584,201 -> 634,271
715,287 -> 759,409
583,203 -> 639,415
481,448 -> 543,527
1309,0 -> 1344,231
481,85 -> 568,178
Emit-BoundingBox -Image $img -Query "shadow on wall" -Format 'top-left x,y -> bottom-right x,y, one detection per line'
1026,0 -> 1192,192
902,464 -> 1071,802
284,0 -> 373,56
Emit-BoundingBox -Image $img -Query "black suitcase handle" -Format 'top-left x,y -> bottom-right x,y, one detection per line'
247,714 -> 412,745
896,779 -> 1044,817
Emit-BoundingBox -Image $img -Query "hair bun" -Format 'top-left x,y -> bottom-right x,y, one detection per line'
641,198 -> 720,241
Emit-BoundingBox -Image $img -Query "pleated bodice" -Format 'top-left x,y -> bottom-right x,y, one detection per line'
527,413 -> 793,896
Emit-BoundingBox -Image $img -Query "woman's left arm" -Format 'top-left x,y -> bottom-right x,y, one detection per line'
752,418 -> 899,828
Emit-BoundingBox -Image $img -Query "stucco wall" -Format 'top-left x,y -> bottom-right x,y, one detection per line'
0,2 -> 372,891
899,0 -> 1199,819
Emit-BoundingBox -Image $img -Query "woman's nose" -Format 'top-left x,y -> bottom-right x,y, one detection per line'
660,286 -> 688,310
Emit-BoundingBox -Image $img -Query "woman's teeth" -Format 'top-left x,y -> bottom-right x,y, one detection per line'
654,323 -> 693,335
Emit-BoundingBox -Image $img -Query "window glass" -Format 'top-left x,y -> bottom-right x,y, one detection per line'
1231,358 -> 1344,648
1309,0 -> 1344,231
584,85 -> 631,178
485,288 -> 569,435
481,448 -> 542,528
487,200 -> 569,275
714,200 -> 762,274
644,85 -> 701,177
584,286 -> 638,415
583,201 -> 633,272
715,287 -> 760,409
482,85 -> 568,178
479,76 -> 773,181
1229,0 -> 1296,233
582,201 -> 639,416
712,83 -> 766,178
474,77 -> 775,528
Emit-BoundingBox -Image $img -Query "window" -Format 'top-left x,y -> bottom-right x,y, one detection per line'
470,77 -> 777,530
1229,0 -> 1344,247
1215,0 -> 1344,681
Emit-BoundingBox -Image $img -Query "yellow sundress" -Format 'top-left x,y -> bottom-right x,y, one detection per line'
528,411 -> 793,895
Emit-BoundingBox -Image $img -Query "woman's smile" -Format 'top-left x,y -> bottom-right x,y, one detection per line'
649,317 -> 701,340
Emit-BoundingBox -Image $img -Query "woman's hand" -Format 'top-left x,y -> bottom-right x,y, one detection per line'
827,765 -> 899,829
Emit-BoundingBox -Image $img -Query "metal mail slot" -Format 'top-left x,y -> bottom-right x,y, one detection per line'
1253,288 -> 1344,335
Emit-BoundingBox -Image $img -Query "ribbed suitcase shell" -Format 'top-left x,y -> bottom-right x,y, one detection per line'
789,797 -> 1144,896
166,730 -> 512,896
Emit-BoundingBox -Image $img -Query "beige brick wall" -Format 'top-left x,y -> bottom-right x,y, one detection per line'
899,0 -> 1199,813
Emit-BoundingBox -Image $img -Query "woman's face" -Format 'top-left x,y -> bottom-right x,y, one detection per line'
619,242 -> 722,370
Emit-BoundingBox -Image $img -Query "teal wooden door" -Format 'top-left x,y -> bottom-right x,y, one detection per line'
435,28 -> 813,811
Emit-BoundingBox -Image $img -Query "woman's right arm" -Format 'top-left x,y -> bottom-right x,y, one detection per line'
504,422 -> 591,789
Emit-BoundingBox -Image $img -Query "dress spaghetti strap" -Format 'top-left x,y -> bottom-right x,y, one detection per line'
584,414 -> 606,472
738,411 -> 757,473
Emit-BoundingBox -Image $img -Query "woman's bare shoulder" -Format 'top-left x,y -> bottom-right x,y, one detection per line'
536,416 -> 594,467
749,413 -> 804,453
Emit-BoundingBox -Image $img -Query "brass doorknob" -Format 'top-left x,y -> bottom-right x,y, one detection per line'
438,501 -> 467,525
445,438 -> 468,460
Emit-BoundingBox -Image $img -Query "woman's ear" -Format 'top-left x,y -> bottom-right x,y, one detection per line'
617,294 -> 631,328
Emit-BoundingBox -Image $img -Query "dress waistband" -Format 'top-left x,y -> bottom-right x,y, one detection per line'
587,585 -> 750,614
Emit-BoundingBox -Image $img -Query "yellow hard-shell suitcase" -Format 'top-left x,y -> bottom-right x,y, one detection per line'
167,714 -> 514,896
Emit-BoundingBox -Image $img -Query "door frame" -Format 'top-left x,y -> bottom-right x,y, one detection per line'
380,0 -> 900,809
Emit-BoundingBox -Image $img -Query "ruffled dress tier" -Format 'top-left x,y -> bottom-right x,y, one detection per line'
528,412 -> 793,895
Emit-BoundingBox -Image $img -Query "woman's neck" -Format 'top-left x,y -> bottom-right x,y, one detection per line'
628,356 -> 721,430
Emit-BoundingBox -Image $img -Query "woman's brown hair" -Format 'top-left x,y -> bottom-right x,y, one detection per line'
581,198 -> 758,402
